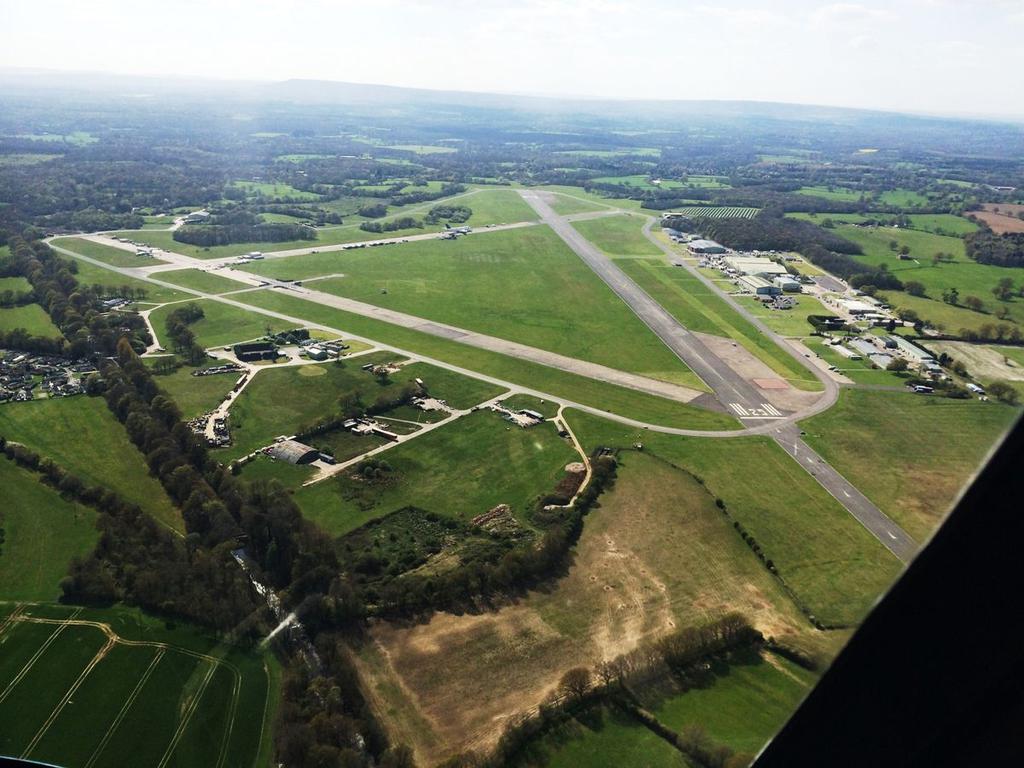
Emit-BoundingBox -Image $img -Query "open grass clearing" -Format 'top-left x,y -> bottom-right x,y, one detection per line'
461,188 -> 538,226
230,180 -> 321,200
242,225 -> 704,390
0,396 -> 183,532
295,409 -> 578,536
228,289 -> 738,431
0,459 -> 98,601
149,298 -> 293,349
0,304 -> 62,338
147,360 -> 238,419
0,276 -> 32,292
565,410 -> 901,628
64,258 -> 190,305
500,393 -> 561,419
52,237 -> 168,268
359,450 -> 811,764
155,269 -> 251,294
795,186 -> 864,202
572,213 -> 659,256
733,295 -> 822,337
532,706 -> 687,768
399,361 -> 508,408
801,388 -> 1019,541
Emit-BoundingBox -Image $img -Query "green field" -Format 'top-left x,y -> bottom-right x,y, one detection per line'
647,653 -> 816,755
240,226 -> 704,390
65,258 -> 190,305
788,212 -> 977,236
545,191 -> 612,216
0,459 -> 98,601
734,295 -> 822,337
801,389 -> 1019,541
149,298 -> 293,349
571,214 -> 658,256
295,409 -> 579,535
500,393 -> 561,419
148,362 -> 238,419
615,260 -> 821,390
238,453 -> 317,487
536,706 -> 687,768
877,188 -> 929,207
0,304 -> 63,338
228,288 -> 738,431
399,361 -> 507,408
386,144 -> 457,154
671,206 -> 759,219
796,186 -> 863,202
0,396 -> 182,533
155,269 -> 251,294
566,410 -> 902,627
461,188 -> 538,226
52,238 -> 168,268
229,180 -> 321,200
0,602 -> 278,768
0,276 -> 32,293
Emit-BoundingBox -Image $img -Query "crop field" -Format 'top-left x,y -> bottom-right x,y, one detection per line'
149,298 -> 293,349
461,188 -> 538,225
0,603 -> 277,768
671,206 -> 759,219
571,214 -> 658,256
295,409 -> 579,535
565,410 -> 901,628
646,653 -> 817,755
968,204 -> 1024,234
240,225 -> 705,390
0,396 -> 183,533
0,304 -> 63,338
357,451 -> 811,764
532,706 -> 687,768
64,258 -> 190,305
230,288 -> 738,431
216,351 -> 405,459
155,269 -> 251,295
0,459 -> 98,601
53,238 -> 168,268
801,389 -> 1019,541
615,259 -> 821,390
148,361 -> 238,419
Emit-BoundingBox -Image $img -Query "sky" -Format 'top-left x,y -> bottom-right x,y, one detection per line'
3,0 -> 1024,117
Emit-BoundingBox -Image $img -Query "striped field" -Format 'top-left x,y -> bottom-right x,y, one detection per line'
671,206 -> 759,219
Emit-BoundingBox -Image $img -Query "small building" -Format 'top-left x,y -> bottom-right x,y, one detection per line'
246,251 -> 264,260
738,275 -> 781,296
688,239 -> 727,255
306,346 -> 328,361
519,409 -> 545,422
267,439 -> 319,465
773,275 -> 802,293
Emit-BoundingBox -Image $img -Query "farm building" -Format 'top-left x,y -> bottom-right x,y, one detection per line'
233,340 -> 276,362
688,239 -> 727,255
267,439 -> 319,464
724,256 -> 789,278
773,275 -> 802,293
738,275 -> 781,296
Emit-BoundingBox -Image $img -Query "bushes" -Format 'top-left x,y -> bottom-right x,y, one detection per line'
174,221 -> 315,247
359,216 -> 423,233
164,302 -> 206,363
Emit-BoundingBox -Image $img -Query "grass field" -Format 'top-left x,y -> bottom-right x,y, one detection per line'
0,459 -> 98,601
52,238 -> 168,268
462,188 -> 538,225
0,602 -> 278,768
149,298 -> 293,349
646,653 -> 816,755
533,707 -> 687,768
155,269 -> 251,294
238,453 -> 317,487
62,257 -> 190,305
0,276 -> 32,293
571,214 -> 658,256
787,213 -> 977,236
500,393 -> 561,418
216,351 -> 406,459
801,336 -> 909,386
0,304 -> 63,338
240,225 -> 705,390
877,188 -> 929,207
0,396 -> 182,533
545,191 -> 612,216
399,361 -> 507,408
565,410 -> 901,627
295,409 -> 579,535
359,450 -> 810,764
615,259 -> 821,390
734,295 -> 822,337
230,180 -> 321,200
148,361 -> 238,419
227,289 -> 738,431
795,186 -> 863,202
801,389 -> 1019,541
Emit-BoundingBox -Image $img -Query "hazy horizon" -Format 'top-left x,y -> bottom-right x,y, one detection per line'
3,0 -> 1023,118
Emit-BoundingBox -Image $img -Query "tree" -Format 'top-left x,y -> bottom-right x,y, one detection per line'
559,667 -> 591,702
992,277 -> 1015,302
964,295 -> 985,312
942,287 -> 960,305
987,381 -> 1019,405
904,280 -> 926,297
888,239 -> 899,251
899,244 -> 911,256
887,357 -> 909,372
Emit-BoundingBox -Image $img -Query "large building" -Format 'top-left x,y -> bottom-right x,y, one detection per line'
266,439 -> 320,465
738,275 -> 781,296
724,256 -> 789,278
773,275 -> 802,293
688,239 -> 728,254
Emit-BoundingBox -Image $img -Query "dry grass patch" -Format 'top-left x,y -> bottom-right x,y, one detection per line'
359,452 -> 809,764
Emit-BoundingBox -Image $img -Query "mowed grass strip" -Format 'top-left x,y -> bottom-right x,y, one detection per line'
617,259 -> 822,390
149,298 -> 294,349
0,304 -> 63,338
227,288 -> 738,431
571,213 -> 660,256
52,237 -> 168,267
800,388 -> 1019,541
0,460 -> 98,602
462,188 -> 539,225
240,225 -> 703,389
295,410 -> 579,535
566,410 -> 901,627
0,396 -> 183,533
155,268 -> 251,294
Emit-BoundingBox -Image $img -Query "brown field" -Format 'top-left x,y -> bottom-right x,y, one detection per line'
970,204 -> 1024,234
354,452 -> 820,765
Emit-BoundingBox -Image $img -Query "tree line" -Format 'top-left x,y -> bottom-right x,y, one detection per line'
965,230 -> 1024,268
174,208 -> 316,247
164,302 -> 207,364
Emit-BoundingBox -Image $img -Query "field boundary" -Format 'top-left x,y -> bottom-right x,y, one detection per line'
0,608 -> 82,706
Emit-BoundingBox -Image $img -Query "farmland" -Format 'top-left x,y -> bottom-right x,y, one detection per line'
0,602 -> 278,768
669,206 -> 759,219
239,225 -> 705,390
801,389 -> 1019,541
0,459 -> 98,601
968,203 -> 1024,234
295,409 -> 579,535
571,214 -> 659,256
357,451 -> 812,764
0,396 -> 183,532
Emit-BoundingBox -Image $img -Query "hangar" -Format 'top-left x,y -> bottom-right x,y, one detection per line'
266,439 -> 320,464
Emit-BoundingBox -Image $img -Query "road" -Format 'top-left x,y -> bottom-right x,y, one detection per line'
518,191 -> 915,562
